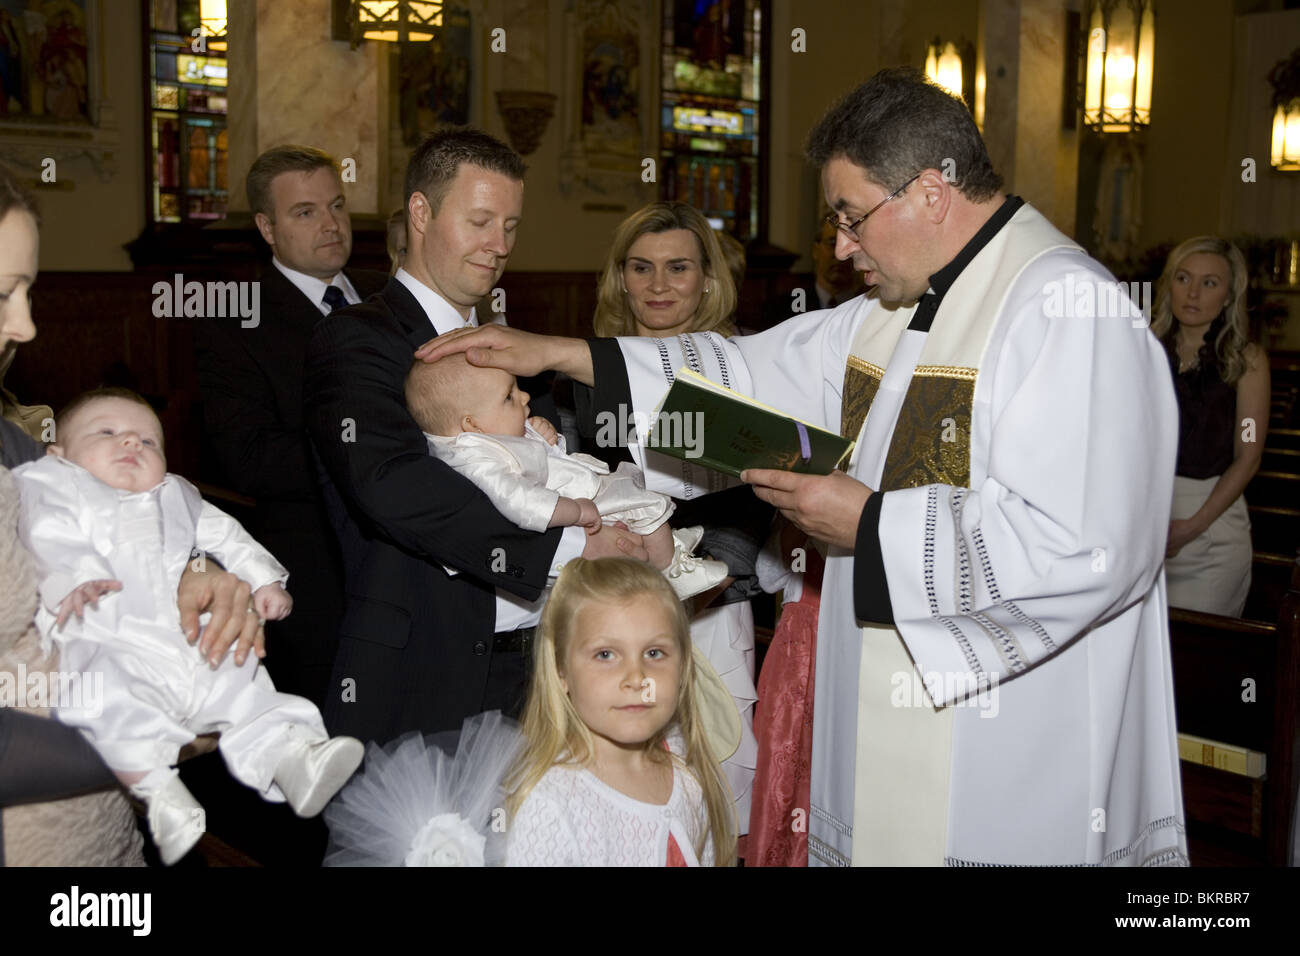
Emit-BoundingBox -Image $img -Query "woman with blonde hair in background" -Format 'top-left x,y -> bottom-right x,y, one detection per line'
1152,236 -> 1270,617
574,201 -> 763,845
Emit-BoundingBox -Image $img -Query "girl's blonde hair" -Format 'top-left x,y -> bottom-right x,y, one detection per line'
593,201 -> 737,339
506,557 -> 737,866
1150,236 -> 1252,384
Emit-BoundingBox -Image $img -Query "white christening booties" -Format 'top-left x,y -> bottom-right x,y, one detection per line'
272,729 -> 365,818
129,767 -> 206,866
664,526 -> 729,600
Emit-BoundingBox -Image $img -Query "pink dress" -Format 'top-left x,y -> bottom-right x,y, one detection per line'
747,550 -> 823,867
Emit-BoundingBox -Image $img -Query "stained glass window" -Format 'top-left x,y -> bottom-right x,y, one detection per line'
660,0 -> 762,241
146,0 -> 228,224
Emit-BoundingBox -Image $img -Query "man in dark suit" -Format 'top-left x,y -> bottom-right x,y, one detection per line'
762,216 -> 866,328
195,146 -> 387,706
190,146 -> 387,866
304,128 -> 648,746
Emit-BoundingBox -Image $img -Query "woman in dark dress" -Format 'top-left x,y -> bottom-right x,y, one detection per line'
1152,236 -> 1270,617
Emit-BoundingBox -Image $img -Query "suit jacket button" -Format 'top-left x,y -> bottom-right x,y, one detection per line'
473,641 -> 488,655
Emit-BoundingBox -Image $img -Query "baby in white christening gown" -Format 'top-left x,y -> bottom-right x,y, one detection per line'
405,355 -> 724,599
12,390 -> 363,865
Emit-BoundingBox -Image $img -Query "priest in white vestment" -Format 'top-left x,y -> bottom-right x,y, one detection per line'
419,68 -> 1188,867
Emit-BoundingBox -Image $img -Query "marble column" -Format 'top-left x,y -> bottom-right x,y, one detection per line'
978,0 -> 1078,235
225,0 -> 385,216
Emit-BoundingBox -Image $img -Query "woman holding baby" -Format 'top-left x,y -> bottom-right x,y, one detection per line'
0,168 -> 265,865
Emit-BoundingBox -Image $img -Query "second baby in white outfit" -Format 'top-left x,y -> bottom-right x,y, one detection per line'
12,390 -> 364,865
405,355 -> 724,599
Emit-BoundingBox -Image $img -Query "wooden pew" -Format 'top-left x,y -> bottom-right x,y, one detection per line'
1268,427 -> 1300,452
1170,556 -> 1300,865
1247,505 -> 1300,557
1245,470 -> 1300,510
1261,446 -> 1300,474
1244,551 -> 1299,623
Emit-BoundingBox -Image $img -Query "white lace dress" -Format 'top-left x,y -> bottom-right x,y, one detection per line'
506,756 -> 715,867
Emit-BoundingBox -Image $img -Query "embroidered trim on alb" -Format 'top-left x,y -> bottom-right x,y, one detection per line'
1100,815 -> 1186,867
1139,847 -> 1191,867
654,337 -> 674,384
701,333 -> 732,492
943,816 -> 1187,867
650,337 -> 695,500
969,521 -> 1054,654
808,835 -> 851,868
970,612 -> 1028,674
969,523 -> 1001,602
678,332 -> 702,376
923,486 -> 940,613
1001,600 -> 1057,653
810,803 -> 852,837
702,332 -> 732,390
949,488 -> 973,613
924,487 -> 982,674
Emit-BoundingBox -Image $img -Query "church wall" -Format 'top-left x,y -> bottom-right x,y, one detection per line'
5,2 -> 146,272
228,0 -> 384,216
1136,0 -> 1236,252
4,0 -> 1283,280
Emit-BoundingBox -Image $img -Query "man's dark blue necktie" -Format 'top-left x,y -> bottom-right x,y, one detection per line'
323,285 -> 348,313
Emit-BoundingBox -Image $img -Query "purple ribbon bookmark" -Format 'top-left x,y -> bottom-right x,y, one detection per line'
794,422 -> 812,463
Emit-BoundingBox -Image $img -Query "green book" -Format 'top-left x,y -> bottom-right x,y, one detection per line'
648,368 -> 855,478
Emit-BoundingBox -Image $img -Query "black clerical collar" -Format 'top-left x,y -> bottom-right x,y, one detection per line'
927,194 -> 1025,298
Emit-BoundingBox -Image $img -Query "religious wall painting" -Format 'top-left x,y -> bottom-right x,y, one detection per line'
399,4 -> 472,146
0,0 -> 93,125
560,0 -> 655,200
581,18 -> 639,156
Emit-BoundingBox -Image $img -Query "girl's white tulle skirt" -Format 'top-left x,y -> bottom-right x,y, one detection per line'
323,710 -> 524,867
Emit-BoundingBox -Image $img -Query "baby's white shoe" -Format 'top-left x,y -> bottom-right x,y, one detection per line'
672,526 -> 705,555
272,729 -> 364,818
665,526 -> 729,600
129,768 -> 206,866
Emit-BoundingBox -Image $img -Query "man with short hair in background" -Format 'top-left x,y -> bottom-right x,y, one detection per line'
192,146 -> 386,866
197,145 -> 386,707
763,215 -> 867,329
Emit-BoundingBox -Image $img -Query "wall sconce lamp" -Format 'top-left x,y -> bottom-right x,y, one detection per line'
332,0 -> 442,47
1081,0 -> 1155,133
1268,48 -> 1300,172
925,37 -> 975,113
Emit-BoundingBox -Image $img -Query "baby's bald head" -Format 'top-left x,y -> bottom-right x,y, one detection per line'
406,353 -> 530,438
